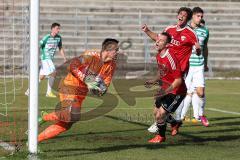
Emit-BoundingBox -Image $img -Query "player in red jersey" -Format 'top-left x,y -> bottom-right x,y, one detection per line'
142,7 -> 200,135
142,7 -> 200,74
145,32 -> 186,143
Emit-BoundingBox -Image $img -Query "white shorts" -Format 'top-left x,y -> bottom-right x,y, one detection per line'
185,65 -> 205,94
39,59 -> 56,76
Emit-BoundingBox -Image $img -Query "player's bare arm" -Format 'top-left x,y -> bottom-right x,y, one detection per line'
195,42 -> 201,56
203,43 -> 209,71
59,47 -> 67,62
155,77 -> 182,98
142,24 -> 158,41
69,57 -> 85,81
144,69 -> 165,88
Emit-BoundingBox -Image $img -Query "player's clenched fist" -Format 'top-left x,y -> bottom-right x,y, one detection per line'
142,24 -> 149,32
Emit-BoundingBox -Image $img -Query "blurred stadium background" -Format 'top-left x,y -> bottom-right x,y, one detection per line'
1,0 -> 240,75
1,0 -> 240,159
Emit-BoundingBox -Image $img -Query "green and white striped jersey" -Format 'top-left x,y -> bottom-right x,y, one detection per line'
190,26 -> 209,66
40,34 -> 62,60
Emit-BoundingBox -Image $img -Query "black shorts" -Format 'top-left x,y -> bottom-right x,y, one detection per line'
155,94 -> 185,113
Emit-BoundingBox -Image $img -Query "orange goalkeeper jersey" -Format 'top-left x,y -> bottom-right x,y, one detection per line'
59,50 -> 117,99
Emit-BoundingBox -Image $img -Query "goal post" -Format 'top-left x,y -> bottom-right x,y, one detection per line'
28,0 -> 39,154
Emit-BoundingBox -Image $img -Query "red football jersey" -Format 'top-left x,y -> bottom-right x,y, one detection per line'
156,49 -> 186,95
164,25 -> 198,74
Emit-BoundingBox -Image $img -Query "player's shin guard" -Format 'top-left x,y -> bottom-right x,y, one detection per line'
157,122 -> 167,137
198,96 -> 205,116
38,121 -> 73,142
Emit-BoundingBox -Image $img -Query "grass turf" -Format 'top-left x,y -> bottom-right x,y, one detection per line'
0,79 -> 240,160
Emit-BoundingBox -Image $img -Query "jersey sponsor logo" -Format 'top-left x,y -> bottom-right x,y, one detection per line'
46,44 -> 58,48
170,38 -> 180,46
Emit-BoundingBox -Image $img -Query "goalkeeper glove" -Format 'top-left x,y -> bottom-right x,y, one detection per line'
87,77 -> 107,96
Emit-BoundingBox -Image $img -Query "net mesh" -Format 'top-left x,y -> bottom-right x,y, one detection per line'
0,0 -> 29,155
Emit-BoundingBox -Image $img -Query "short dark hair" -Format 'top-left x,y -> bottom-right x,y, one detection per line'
177,7 -> 192,22
161,32 -> 172,44
192,7 -> 204,14
102,38 -> 119,51
51,23 -> 60,29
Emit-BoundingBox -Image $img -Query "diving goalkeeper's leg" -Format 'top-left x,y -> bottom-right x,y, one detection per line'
38,121 -> 74,142
38,99 -> 82,142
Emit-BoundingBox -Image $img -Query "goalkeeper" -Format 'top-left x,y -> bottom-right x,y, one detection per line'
38,38 -> 119,142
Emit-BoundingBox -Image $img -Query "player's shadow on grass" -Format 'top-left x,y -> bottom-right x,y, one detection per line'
210,120 -> 240,127
44,143 -> 169,158
48,128 -> 145,141
42,114 -> 240,158
44,132 -> 240,159
44,114 -> 151,141
177,134 -> 240,144
195,128 -> 240,134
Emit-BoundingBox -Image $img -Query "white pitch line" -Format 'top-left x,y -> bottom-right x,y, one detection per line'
207,108 -> 240,115
0,141 -> 15,152
114,107 -> 240,116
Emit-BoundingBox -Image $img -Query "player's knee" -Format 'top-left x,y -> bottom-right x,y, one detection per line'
196,90 -> 204,98
56,100 -> 82,123
156,117 -> 165,124
49,72 -> 56,77
39,75 -> 45,80
63,122 -> 74,130
156,112 -> 167,124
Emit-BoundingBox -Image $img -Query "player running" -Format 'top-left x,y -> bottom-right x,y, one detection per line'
37,38 -> 119,142
25,23 -> 67,98
145,32 -> 186,143
142,7 -> 200,135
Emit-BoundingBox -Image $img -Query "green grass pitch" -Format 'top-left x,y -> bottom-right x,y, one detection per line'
1,79 -> 240,160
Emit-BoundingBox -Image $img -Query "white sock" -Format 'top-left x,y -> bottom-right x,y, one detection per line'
47,76 -> 55,94
181,94 -> 192,119
175,101 -> 184,121
198,96 -> 205,116
192,93 -> 201,119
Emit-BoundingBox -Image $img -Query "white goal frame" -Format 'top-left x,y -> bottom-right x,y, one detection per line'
28,0 -> 39,154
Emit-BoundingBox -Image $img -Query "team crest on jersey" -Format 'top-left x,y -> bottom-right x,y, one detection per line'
181,36 -> 186,41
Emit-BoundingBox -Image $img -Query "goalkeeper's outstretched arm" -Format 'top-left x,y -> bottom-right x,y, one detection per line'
69,57 -> 86,82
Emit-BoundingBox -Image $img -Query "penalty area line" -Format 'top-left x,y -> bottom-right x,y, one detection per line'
114,107 -> 240,115
207,108 -> 240,115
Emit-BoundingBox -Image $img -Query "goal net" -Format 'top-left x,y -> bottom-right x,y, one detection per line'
0,0 -> 29,156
